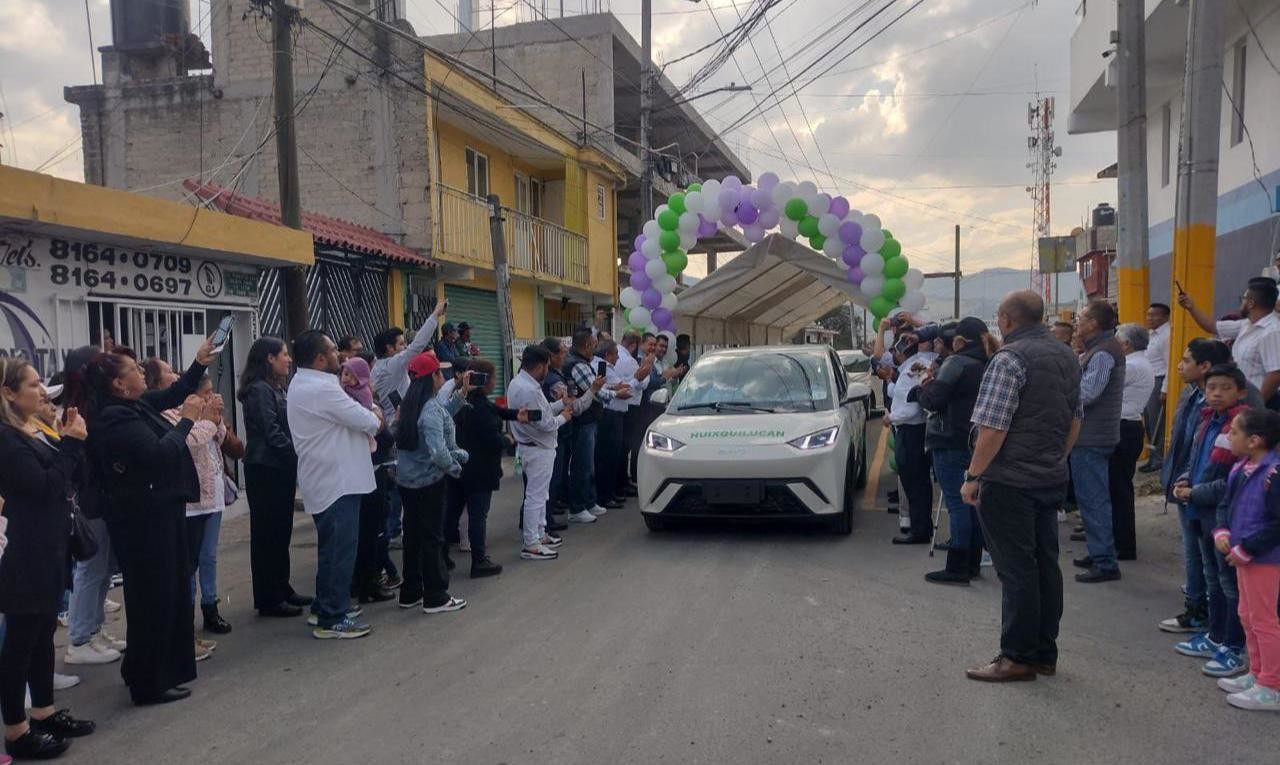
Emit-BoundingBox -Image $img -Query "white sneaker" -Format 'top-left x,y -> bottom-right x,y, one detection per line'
898,514 -> 911,531
93,631 -> 127,652
53,673 -> 81,691
57,611 -> 68,628
64,641 -> 121,665
541,534 -> 563,549
568,510 -> 598,524
103,598 -> 122,614
1219,673 -> 1257,694
590,504 -> 609,517
194,640 -> 212,663
306,607 -> 363,627
423,597 -> 467,614
1057,510 -> 1068,523
521,546 -> 559,561
458,539 -> 472,553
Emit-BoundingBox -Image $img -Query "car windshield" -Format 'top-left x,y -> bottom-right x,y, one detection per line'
671,352 -> 833,413
840,352 -> 871,374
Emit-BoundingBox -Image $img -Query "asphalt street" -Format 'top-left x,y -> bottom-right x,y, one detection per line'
49,449 -> 1278,765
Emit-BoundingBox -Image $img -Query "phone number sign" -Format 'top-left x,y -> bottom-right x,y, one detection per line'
10,235 -> 261,306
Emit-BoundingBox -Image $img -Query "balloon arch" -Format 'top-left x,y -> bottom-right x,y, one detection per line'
619,172 -> 927,336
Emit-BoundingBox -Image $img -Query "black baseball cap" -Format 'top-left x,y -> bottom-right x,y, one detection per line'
956,317 -> 989,343
457,322 -> 471,331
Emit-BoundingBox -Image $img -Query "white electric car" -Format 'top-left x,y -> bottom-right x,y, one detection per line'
638,345 -> 871,533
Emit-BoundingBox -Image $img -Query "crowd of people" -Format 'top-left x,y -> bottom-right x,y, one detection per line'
870,284 -> 1280,713
0,299 -> 692,759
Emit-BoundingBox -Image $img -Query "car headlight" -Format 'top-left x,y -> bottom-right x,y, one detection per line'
788,425 -> 840,450
645,430 -> 686,452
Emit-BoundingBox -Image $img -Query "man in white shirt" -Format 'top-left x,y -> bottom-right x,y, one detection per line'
1113,324 -> 1156,560
616,332 -> 653,497
507,345 -> 572,560
1179,279 -> 1280,405
288,330 -> 382,640
887,341 -> 937,544
371,301 -> 448,414
1140,303 -> 1171,472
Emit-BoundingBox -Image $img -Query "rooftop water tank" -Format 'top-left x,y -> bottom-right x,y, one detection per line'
109,0 -> 190,50
1092,202 -> 1116,228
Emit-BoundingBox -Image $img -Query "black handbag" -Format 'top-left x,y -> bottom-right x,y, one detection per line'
68,493 -> 98,563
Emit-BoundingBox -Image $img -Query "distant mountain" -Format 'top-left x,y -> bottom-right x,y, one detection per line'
920,266 -> 1083,322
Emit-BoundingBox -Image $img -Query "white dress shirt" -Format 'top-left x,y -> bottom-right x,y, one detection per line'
287,368 -> 381,515
1122,352 -> 1156,421
887,351 -> 936,426
616,345 -> 644,409
1217,312 -> 1280,391
507,369 -> 566,448
1145,322 -> 1170,378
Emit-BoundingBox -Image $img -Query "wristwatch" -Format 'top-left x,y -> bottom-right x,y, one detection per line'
963,471 -> 982,483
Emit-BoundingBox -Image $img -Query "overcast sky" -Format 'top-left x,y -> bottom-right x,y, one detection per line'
0,0 -> 1116,275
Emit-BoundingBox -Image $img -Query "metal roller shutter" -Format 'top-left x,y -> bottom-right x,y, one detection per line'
443,284 -> 506,395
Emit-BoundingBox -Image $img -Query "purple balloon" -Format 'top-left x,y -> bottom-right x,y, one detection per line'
697,217 -> 719,238
838,220 -> 864,245
847,266 -> 864,285
751,187 -> 773,210
841,245 -> 865,267
718,187 -> 739,212
628,251 -> 647,273
720,209 -> 739,228
634,234 -> 647,250
738,185 -> 755,205
642,288 -> 662,310
630,270 -> 652,291
736,202 -> 759,225
652,307 -> 673,329
829,196 -> 850,219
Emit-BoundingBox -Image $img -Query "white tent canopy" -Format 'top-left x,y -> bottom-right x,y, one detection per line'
675,234 -> 862,346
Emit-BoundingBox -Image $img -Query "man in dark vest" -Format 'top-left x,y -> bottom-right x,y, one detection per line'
1069,300 -> 1126,583
961,291 -> 1082,682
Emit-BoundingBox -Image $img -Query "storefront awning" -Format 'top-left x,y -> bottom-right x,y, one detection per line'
183,179 -> 428,267
0,166 -> 312,267
675,234 -> 860,346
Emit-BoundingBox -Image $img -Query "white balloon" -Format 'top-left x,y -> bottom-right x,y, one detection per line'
757,207 -> 780,229
796,181 -> 818,201
678,211 -> 699,234
817,213 -> 841,238
660,291 -> 677,311
722,175 -> 742,190
861,275 -> 885,297
861,252 -> 885,275
900,289 -> 926,313
655,204 -> 670,221
751,187 -> 773,210
822,237 -> 844,259
860,227 -> 886,253
862,213 -> 882,230
679,231 -> 697,250
743,223 -> 766,243
629,306 -> 652,327
848,209 -> 862,220
641,239 -> 662,260
701,179 -> 722,200
772,181 -> 796,207
643,220 -> 661,240
904,268 -> 925,290
778,218 -> 799,239
654,274 -> 677,293
685,190 -> 704,214
645,258 -> 668,280
757,171 -> 780,190
620,287 -> 641,309
811,193 -> 832,216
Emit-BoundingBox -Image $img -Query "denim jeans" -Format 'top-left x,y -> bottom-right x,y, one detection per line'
188,512 -> 221,607
1070,445 -> 1119,572
67,516 -> 113,646
466,491 -> 493,560
1178,503 -> 1207,605
311,494 -> 362,628
569,420 -> 598,512
932,448 -> 983,552
385,468 -> 403,539
1194,506 -> 1244,649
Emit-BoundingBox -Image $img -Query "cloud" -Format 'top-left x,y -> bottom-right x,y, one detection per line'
0,1 -> 65,52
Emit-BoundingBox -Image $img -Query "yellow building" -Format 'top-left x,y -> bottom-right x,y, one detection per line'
422,50 -> 627,377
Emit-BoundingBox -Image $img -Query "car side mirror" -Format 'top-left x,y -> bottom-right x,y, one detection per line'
651,388 -> 671,405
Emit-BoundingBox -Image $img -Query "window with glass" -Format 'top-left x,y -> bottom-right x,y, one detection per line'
465,147 -> 489,198
670,352 -> 834,414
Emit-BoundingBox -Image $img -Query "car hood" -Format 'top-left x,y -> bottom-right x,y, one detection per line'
650,410 -> 840,446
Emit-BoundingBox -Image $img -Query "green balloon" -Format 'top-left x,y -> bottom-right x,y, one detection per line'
686,183 -> 702,193
889,456 -> 898,473
883,277 -> 906,302
668,192 -> 687,216
883,255 -> 908,279
881,228 -> 893,240
798,215 -> 820,238
870,295 -> 895,317
624,308 -> 635,325
657,209 -> 680,231
887,433 -> 896,450
784,198 -> 808,221
809,234 -> 826,250
663,250 -> 688,276
880,238 -> 902,260
659,230 -> 681,252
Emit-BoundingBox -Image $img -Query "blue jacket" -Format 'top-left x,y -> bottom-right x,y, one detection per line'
1162,385 -> 1203,503
395,394 -> 468,488
1215,450 -> 1280,566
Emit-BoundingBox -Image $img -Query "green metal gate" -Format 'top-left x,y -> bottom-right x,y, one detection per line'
443,284 -> 506,395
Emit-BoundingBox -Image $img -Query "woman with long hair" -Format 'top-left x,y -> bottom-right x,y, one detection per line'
238,337 -> 309,617
0,358 -> 96,759
67,341 -> 215,706
394,353 -> 470,613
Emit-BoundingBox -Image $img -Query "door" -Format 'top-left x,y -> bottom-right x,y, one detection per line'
443,285 -> 506,395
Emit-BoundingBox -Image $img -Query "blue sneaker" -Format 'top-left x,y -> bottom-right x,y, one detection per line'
1174,632 -> 1219,658
1203,646 -> 1248,677
312,617 -> 371,640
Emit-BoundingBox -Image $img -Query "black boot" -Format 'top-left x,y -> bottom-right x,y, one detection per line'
470,556 -> 503,578
201,601 -> 232,634
925,548 -> 972,586
968,547 -> 984,579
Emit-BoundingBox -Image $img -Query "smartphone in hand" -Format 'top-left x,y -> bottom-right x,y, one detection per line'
595,360 -> 607,377
527,410 -> 543,422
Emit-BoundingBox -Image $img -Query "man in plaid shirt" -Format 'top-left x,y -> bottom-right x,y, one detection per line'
961,291 -> 1082,684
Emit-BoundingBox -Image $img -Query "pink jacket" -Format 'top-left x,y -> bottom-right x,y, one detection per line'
163,409 -> 226,513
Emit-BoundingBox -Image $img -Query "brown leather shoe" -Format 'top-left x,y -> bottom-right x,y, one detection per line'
965,655 -> 1038,682
1030,662 -> 1056,677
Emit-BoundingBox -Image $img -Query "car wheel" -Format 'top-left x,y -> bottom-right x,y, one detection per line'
854,418 -> 869,490
643,514 -> 668,532
831,458 -> 854,535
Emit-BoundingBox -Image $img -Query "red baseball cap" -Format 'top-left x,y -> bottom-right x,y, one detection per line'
407,352 -> 450,379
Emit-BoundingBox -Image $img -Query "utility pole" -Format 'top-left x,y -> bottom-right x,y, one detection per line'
270,0 -> 310,339
487,195 -> 516,380
639,0 -> 654,221
954,224 -> 961,318
1168,0 -> 1227,441
1115,0 -> 1150,325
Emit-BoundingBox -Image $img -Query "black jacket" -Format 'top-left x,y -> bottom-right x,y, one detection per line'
0,425 -> 80,614
456,390 -> 517,494
242,379 -> 296,469
914,345 -> 988,452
